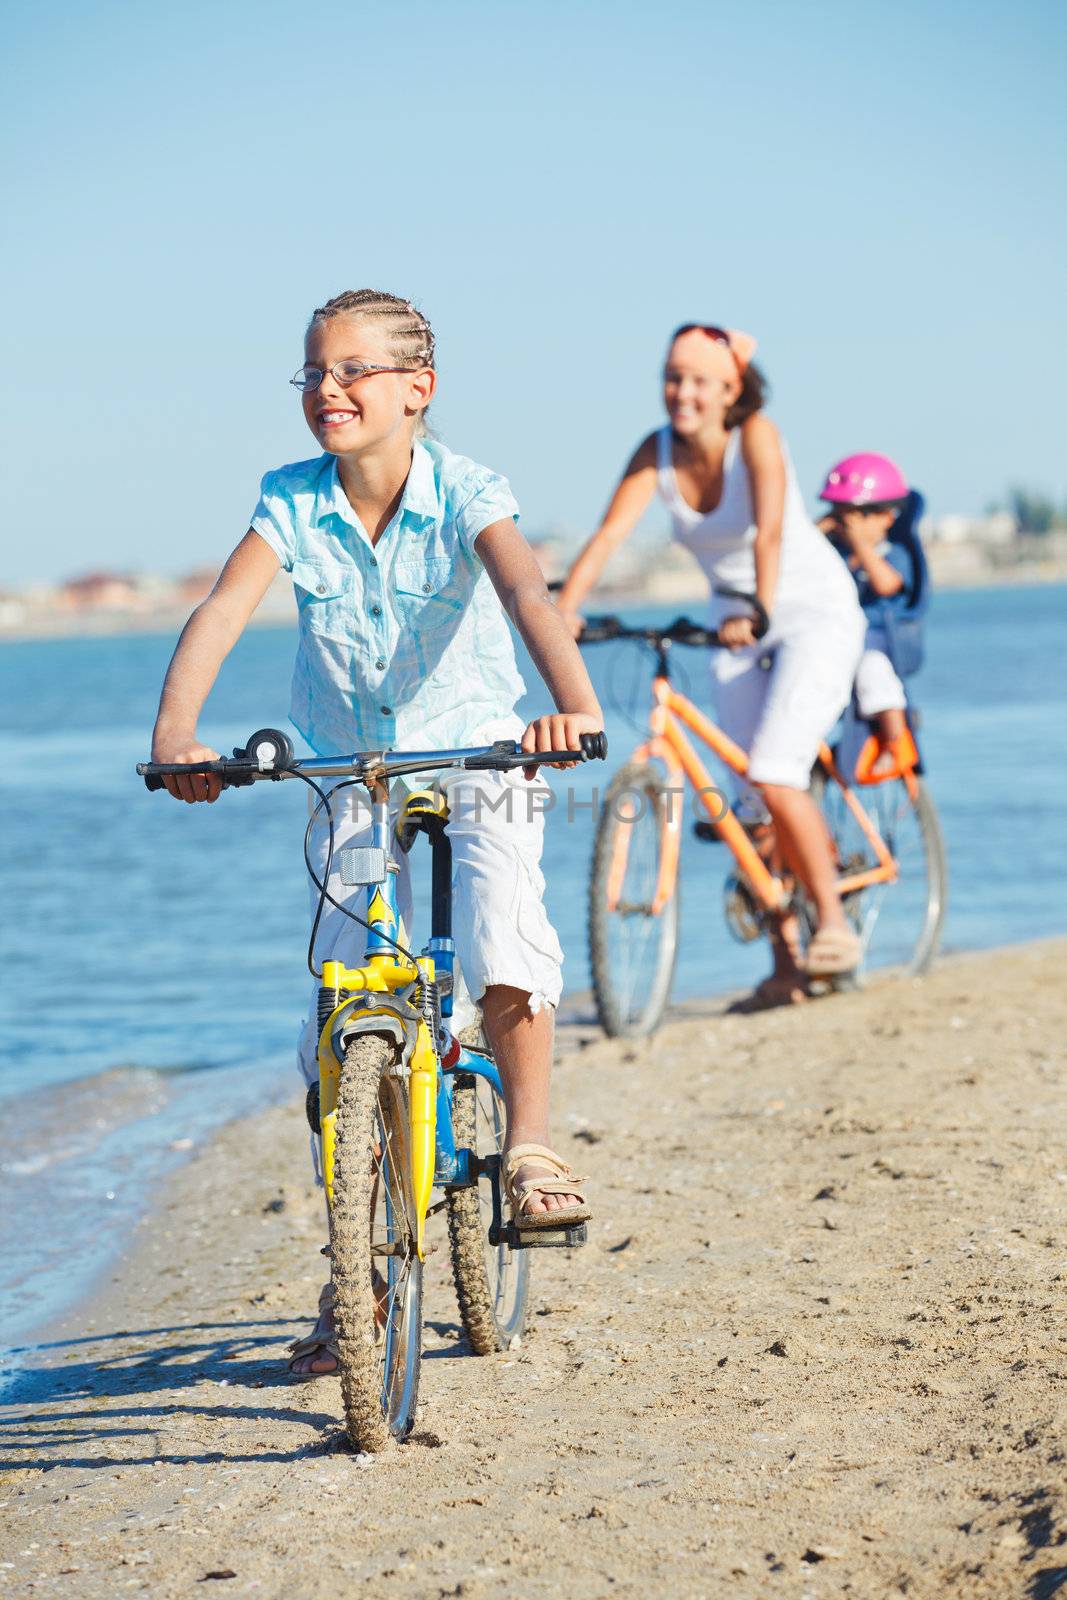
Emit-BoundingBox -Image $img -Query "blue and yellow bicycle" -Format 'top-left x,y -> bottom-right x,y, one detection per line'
138,727 -> 606,1451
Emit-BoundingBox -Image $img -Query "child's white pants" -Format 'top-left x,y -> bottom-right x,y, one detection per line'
296,768 -> 563,1086
854,630 -> 907,718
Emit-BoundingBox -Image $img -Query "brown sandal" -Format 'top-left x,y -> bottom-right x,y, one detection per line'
287,1281 -> 339,1377
502,1143 -> 591,1230
287,1274 -> 389,1377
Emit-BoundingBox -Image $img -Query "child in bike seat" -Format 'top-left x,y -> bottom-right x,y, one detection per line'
817,453 -> 928,781
147,289 -> 603,1375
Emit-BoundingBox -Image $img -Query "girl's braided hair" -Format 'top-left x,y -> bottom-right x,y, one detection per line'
310,288 -> 435,368
310,289 -> 435,436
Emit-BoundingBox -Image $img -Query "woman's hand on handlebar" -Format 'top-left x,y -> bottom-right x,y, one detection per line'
719,615 -> 759,650
520,711 -> 604,780
555,604 -> 585,640
150,729 -> 223,804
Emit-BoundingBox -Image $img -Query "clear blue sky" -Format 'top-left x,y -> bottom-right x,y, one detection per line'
3,0 -> 1065,583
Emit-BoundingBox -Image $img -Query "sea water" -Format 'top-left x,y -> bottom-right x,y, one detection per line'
1,584 -> 1064,1343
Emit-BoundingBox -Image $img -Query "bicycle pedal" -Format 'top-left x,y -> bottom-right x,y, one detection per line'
490,1221 -> 588,1250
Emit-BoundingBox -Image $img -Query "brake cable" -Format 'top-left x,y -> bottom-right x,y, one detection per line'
293,771 -> 421,978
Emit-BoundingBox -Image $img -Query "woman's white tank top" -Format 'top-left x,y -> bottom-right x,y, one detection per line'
655,424 -> 853,610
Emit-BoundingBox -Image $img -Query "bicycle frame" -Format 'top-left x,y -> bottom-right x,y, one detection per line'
313,775 -> 503,1260
614,673 -> 900,917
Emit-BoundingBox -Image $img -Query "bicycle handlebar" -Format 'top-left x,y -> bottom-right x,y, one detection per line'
576,588 -> 770,648
137,731 -> 608,792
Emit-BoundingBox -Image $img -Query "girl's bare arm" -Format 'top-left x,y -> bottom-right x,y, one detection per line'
151,531 -> 282,802
554,435 -> 659,632
475,519 -> 604,769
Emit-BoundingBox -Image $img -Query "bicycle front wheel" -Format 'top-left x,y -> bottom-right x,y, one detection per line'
331,1033 -> 423,1451
589,762 -> 680,1038
812,768 -> 948,977
446,1070 -> 529,1353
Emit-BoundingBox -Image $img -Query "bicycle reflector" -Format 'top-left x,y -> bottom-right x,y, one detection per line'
339,847 -> 389,887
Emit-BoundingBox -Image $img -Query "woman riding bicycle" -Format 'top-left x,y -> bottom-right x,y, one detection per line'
556,323 -> 865,1007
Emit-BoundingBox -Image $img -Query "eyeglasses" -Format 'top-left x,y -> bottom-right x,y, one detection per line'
290,359 -> 419,394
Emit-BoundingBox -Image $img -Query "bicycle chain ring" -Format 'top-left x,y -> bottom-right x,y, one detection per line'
723,873 -> 764,943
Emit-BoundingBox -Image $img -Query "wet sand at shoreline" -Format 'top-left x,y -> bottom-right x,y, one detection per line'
2,941 -> 1065,1599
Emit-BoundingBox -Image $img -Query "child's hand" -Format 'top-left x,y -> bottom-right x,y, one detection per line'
840,509 -> 879,548
719,615 -> 758,650
520,711 -> 604,780
151,730 -> 224,804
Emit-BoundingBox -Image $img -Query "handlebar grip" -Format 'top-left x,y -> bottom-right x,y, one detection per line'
136,758 -> 257,791
714,586 -> 771,639
577,615 -> 622,643
579,731 -> 608,761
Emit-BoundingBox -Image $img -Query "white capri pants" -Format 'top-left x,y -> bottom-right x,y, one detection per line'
854,628 -> 907,718
296,768 -> 563,1086
712,601 -> 865,817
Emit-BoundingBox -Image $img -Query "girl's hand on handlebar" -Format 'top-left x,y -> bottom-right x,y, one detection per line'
151,732 -> 223,804
719,615 -> 758,650
520,711 -> 604,780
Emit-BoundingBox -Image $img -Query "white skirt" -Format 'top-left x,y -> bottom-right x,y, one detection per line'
710,589 -> 865,799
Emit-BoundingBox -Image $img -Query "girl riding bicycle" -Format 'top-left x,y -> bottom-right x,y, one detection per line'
556,323 -> 866,1008
149,288 -> 603,1373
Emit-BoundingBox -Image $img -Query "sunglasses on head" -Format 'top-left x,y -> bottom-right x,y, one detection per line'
672,323 -> 731,347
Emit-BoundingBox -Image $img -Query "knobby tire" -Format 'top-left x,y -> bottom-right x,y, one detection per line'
331,1033 -> 423,1451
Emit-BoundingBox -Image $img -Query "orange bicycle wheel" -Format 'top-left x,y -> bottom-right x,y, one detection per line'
808,768 -> 947,978
588,762 -> 680,1037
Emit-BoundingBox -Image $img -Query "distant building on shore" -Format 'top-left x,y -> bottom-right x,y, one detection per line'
921,511 -> 1016,546
57,571 -> 145,612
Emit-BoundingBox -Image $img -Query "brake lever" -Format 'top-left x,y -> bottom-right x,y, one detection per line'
714,586 -> 771,639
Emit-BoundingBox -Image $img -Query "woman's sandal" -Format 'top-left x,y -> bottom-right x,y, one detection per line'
501,1143 -> 591,1230
804,924 -> 862,977
287,1273 -> 389,1377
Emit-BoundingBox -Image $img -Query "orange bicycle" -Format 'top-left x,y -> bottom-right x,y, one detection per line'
579,598 -> 947,1037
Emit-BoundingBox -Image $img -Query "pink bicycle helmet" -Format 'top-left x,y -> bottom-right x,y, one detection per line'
820,452 -> 909,506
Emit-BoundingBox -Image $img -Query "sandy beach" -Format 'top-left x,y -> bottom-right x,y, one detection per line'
2,940 -> 1065,1599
